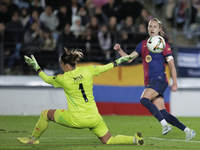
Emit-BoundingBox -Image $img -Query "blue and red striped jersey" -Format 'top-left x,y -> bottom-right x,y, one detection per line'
135,39 -> 172,86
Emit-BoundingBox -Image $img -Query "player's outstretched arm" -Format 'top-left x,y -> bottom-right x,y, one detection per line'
113,55 -> 136,67
24,55 -> 54,85
113,43 -> 128,57
113,43 -> 139,63
24,55 -> 41,73
94,54 -> 136,75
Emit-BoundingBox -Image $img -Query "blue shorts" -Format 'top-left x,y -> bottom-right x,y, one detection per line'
145,79 -> 168,97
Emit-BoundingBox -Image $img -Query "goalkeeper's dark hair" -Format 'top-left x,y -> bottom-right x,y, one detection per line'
60,47 -> 83,66
149,18 -> 165,37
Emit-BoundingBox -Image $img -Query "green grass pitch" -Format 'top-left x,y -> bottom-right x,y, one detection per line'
0,115 -> 199,150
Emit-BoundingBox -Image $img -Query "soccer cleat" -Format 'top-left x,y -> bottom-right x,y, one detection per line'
185,129 -> 196,141
17,135 -> 39,144
134,132 -> 144,145
162,124 -> 172,135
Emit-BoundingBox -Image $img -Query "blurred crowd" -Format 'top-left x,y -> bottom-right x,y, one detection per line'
170,0 -> 200,40
0,0 -> 200,75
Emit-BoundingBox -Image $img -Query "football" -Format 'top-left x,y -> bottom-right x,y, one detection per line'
147,35 -> 166,53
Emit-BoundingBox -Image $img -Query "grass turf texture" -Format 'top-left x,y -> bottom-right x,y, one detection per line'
0,116 -> 199,150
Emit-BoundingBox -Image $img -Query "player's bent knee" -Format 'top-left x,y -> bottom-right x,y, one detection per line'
99,131 -> 112,144
102,140 -> 108,144
140,98 -> 150,106
99,137 -> 109,144
41,109 -> 50,121
105,136 -> 113,144
47,109 -> 56,121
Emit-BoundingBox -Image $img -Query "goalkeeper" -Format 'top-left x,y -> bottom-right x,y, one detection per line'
17,47 -> 144,145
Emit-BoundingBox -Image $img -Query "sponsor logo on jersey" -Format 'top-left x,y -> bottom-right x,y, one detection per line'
145,55 -> 152,63
73,75 -> 83,82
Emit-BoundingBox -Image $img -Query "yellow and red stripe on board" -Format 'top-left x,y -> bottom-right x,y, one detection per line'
77,62 -> 171,86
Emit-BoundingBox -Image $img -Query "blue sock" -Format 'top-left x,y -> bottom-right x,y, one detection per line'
140,98 -> 164,122
160,109 -> 186,131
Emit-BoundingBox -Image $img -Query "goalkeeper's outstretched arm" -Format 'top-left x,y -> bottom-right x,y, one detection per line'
24,53 -> 136,84
96,54 -> 137,75
113,54 -> 137,67
24,55 -> 54,85
113,43 -> 139,63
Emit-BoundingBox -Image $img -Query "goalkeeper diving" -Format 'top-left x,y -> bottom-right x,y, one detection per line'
17,47 -> 144,145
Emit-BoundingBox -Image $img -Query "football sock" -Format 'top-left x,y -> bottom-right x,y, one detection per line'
183,127 -> 190,133
160,109 -> 186,131
32,109 -> 49,139
160,119 -> 168,126
140,98 -> 165,122
106,135 -> 134,144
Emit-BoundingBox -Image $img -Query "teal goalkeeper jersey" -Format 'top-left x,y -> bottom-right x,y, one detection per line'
39,63 -> 114,118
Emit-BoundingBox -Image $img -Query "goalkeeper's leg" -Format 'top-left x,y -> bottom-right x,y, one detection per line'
32,109 -> 56,139
91,114 -> 144,145
17,109 -> 56,144
100,131 -> 144,145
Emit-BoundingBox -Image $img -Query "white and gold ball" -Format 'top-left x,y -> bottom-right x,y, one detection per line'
147,35 -> 166,53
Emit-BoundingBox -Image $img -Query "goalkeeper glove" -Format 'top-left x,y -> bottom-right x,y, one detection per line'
114,55 -> 135,67
24,55 -> 41,72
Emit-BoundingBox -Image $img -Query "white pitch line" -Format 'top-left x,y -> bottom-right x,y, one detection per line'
2,136 -> 200,143
148,137 -> 200,143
